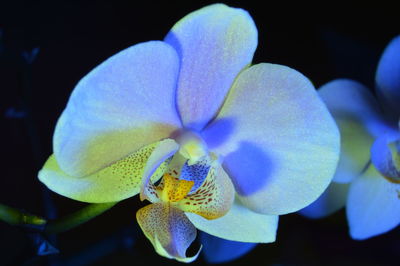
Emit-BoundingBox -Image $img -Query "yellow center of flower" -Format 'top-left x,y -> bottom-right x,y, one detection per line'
176,130 -> 208,165
158,174 -> 195,203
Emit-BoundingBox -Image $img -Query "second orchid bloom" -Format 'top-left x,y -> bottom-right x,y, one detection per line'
38,4 -> 340,262
302,36 -> 400,240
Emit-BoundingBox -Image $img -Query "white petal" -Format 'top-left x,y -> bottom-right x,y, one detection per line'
54,41 -> 181,177
186,198 -> 278,243
165,3 -> 257,131
203,63 -> 340,215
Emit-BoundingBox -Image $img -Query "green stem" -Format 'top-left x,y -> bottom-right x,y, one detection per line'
0,203 -> 46,226
45,202 -> 118,235
1,202 -> 118,234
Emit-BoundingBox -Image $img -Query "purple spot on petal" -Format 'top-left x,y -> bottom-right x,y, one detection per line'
223,141 -> 272,196
202,118 -> 236,149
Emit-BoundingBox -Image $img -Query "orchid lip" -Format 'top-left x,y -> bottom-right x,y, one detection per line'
140,142 -> 234,220
157,173 -> 195,203
136,139 -> 235,261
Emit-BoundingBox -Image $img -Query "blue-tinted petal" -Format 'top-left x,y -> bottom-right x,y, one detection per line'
186,198 -> 278,243
136,203 -> 201,262
200,232 -> 257,263
318,79 -> 392,183
165,3 -> 257,131
347,164 -> 400,240
300,182 -> 349,219
54,41 -> 181,177
203,63 -> 340,215
376,36 -> 400,118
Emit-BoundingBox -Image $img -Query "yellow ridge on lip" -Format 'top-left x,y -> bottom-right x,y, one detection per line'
159,174 -> 194,202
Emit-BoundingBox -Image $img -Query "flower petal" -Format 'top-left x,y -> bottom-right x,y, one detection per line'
39,140 -> 176,203
200,232 -> 257,263
186,198 -> 278,243
347,164 -> 400,240
371,133 -> 400,183
376,36 -> 400,118
54,41 -> 181,177
136,203 -> 201,262
319,79 -> 393,183
203,63 -> 340,215
300,182 -> 349,219
164,3 -> 257,131
140,140 -> 180,202
178,162 -> 235,220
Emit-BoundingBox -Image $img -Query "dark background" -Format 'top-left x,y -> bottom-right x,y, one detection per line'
0,0 -> 399,265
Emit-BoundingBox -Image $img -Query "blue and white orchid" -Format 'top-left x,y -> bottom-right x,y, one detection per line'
301,36 -> 400,240
38,4 -> 339,262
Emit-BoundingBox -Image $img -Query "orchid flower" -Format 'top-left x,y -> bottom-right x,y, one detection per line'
38,4 -> 339,262
301,36 -> 400,240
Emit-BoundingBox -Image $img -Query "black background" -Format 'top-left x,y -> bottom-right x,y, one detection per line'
0,0 -> 399,265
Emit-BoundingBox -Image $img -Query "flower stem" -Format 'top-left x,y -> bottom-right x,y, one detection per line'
45,202 -> 118,235
0,203 -> 46,226
0,202 -> 118,234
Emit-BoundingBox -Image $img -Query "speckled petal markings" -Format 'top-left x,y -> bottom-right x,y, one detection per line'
179,163 -> 235,219
180,157 -> 212,193
136,203 -> 200,262
39,141 -> 171,203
